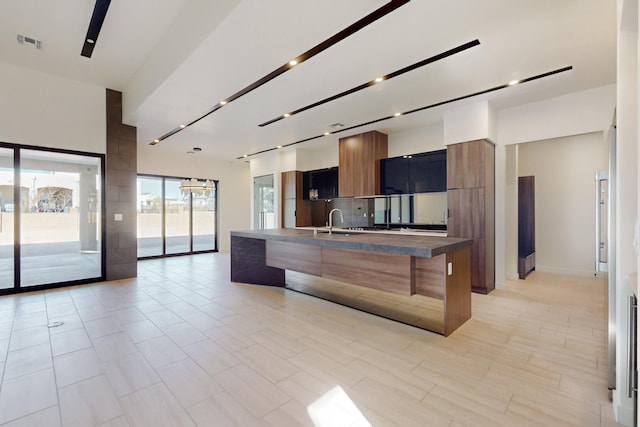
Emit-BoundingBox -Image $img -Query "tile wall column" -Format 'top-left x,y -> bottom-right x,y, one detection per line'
105,89 -> 137,280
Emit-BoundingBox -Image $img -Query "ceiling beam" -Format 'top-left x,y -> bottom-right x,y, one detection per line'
81,0 -> 112,58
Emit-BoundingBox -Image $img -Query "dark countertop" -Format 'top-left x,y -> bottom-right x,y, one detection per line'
230,228 -> 472,258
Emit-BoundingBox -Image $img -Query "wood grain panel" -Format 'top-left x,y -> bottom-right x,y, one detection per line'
266,241 -> 322,276
338,131 -> 387,197
446,139 -> 494,294
281,171 -> 311,227
471,239 -> 486,293
446,140 -> 485,189
321,247 -> 411,295
447,188 -> 485,238
414,254 -> 446,299
444,246 -> 471,336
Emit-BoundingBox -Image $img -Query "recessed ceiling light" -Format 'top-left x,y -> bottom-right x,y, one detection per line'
243,154 -> 248,158
324,132 -> 330,136
277,145 -> 283,149
87,38 -> 95,44
152,1 -> 411,147
193,147 -> 202,152
394,112 -> 402,117
219,100 -> 227,105
153,139 -> 160,143
374,77 -> 383,83
508,79 -> 519,86
179,124 -> 186,129
289,60 -> 298,66
283,113 -> 290,118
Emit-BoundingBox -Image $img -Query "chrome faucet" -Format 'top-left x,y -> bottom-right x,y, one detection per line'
328,208 -> 344,234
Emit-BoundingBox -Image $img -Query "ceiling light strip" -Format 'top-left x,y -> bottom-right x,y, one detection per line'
258,39 -> 481,127
236,65 -> 573,159
81,0 -> 112,58
149,0 -> 411,146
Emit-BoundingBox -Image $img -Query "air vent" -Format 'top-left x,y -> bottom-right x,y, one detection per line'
17,34 -> 42,50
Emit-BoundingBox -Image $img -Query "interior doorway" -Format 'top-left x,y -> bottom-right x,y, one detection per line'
254,174 -> 275,230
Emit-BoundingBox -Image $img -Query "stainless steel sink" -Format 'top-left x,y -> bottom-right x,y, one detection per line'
316,229 -> 363,236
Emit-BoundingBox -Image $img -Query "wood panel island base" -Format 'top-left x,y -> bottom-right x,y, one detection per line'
230,229 -> 472,336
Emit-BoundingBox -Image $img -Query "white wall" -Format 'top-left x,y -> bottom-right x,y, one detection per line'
296,143 -> 338,171
0,61 -> 106,153
498,85 -> 616,145
387,124 -> 444,156
517,132 -> 608,276
137,144 -> 250,252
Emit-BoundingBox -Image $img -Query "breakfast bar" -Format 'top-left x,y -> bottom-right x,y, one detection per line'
230,228 -> 473,336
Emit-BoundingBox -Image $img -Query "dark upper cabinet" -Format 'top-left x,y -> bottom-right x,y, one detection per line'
303,167 -> 339,200
409,150 -> 447,193
381,157 -> 409,194
381,149 -> 446,195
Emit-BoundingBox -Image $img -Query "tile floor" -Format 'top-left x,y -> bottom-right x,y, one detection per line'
0,253 -> 625,426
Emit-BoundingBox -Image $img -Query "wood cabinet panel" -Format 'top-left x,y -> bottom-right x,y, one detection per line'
339,131 -> 387,197
414,254 -> 445,299
321,247 -> 411,295
447,188 -> 485,238
518,176 -> 535,279
281,171 -> 311,227
266,241 -> 322,276
282,171 -> 296,199
444,246 -> 471,335
446,139 -> 494,294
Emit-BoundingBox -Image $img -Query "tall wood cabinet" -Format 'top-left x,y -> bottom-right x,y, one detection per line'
518,176 -> 535,279
338,131 -> 388,197
447,139 -> 495,294
281,171 -> 310,228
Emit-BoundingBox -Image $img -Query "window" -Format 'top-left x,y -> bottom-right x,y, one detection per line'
0,143 -> 105,293
137,175 -> 217,258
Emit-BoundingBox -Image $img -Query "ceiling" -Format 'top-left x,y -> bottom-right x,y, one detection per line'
1,0 -> 616,162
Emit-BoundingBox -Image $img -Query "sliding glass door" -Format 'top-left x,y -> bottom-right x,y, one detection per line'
137,174 -> 217,259
19,149 -> 103,287
165,178 -> 190,255
137,176 -> 163,257
192,188 -> 216,252
0,148 -> 14,289
0,143 -> 104,293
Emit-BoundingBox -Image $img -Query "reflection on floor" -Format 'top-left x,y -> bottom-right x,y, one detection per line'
286,271 -> 445,334
0,253 -> 623,426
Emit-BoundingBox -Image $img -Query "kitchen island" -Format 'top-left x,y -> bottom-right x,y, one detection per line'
230,228 -> 473,336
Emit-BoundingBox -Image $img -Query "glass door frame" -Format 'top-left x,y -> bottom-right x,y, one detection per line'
253,174 -> 274,230
0,141 -> 106,295
137,173 -> 219,259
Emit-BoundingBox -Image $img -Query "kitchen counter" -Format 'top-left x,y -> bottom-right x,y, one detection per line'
230,228 -> 473,336
231,228 -> 466,258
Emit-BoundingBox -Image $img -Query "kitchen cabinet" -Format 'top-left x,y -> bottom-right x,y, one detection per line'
381,157 -> 409,194
518,176 -> 535,279
281,171 -> 310,227
303,167 -> 338,200
447,139 -> 494,294
381,149 -> 447,195
339,131 -> 388,197
410,150 -> 447,193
